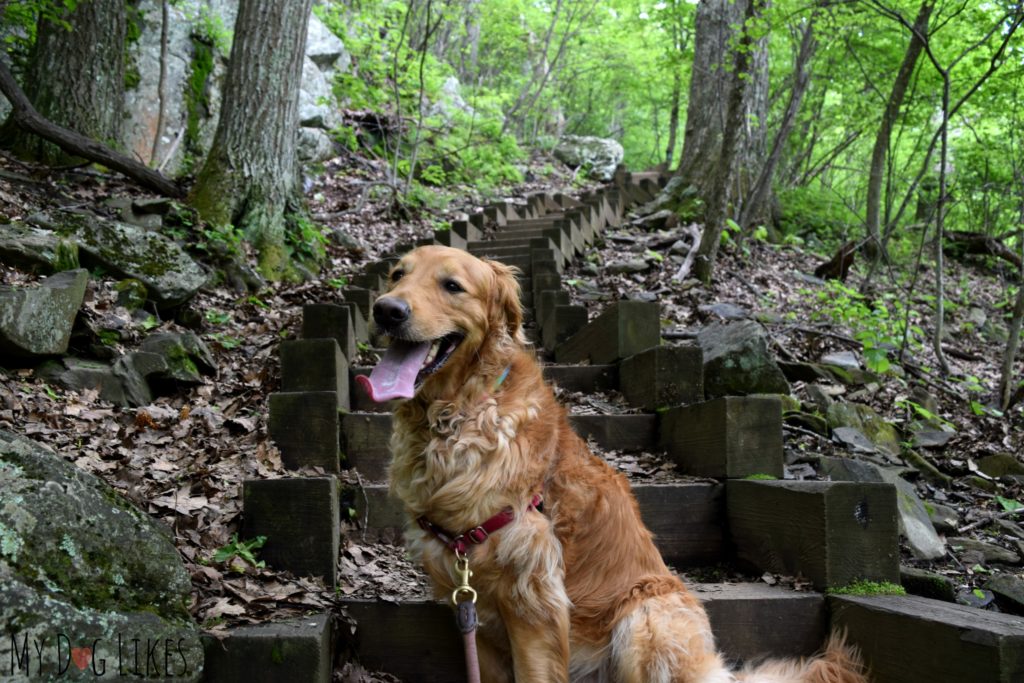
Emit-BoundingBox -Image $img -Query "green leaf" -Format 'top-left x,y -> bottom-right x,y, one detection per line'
996,496 -> 1024,512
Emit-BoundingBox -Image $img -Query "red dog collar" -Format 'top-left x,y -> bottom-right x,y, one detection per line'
418,494 -> 543,557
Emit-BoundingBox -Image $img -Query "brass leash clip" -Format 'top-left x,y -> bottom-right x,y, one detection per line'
451,553 -> 477,605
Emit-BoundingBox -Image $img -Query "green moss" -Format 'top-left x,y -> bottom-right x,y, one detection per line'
743,473 -> 778,481
830,580 -> 906,596
183,37 -> 216,173
271,642 -> 286,665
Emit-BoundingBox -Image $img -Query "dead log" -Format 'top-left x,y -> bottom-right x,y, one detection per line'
813,240 -> 858,281
943,230 -> 1022,269
0,57 -> 183,198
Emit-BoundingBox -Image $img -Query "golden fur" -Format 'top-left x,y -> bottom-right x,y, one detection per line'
377,245 -> 869,683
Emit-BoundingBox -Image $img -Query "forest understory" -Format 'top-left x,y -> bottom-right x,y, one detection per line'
1,142 -> 1022,661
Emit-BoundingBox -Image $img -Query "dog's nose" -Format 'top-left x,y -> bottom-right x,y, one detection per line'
373,296 -> 411,328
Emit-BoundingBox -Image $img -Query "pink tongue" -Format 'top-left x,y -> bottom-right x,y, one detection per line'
355,339 -> 431,402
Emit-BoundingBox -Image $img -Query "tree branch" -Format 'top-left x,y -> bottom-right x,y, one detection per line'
0,56 -> 183,198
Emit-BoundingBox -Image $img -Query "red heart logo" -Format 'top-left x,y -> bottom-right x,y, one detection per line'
71,647 -> 92,671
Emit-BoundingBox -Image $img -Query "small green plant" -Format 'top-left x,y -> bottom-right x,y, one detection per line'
140,315 -> 160,332
205,310 -> 231,325
895,399 -> 955,429
213,534 -> 267,571
743,473 -> 778,481
830,580 -> 906,596
209,333 -> 241,350
995,496 -> 1024,512
328,276 -> 349,288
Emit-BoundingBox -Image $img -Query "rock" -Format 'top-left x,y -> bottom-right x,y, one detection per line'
926,502 -> 959,534
112,352 -> 170,406
956,587 -> 995,609
784,410 -> 829,435
631,209 -> 675,231
140,331 -> 216,384
698,302 -> 749,320
57,214 -> 207,308
948,537 -> 1021,565
831,427 -> 879,454
0,269 -> 88,358
299,56 -> 341,129
0,222 -> 67,272
697,320 -> 790,399
985,574 -> 1024,615
826,401 -> 901,456
819,456 -> 945,560
900,566 -> 956,602
305,12 -> 348,70
820,350 -> 860,370
995,518 -> 1024,539
966,306 -> 988,329
607,259 -> 649,274
427,75 -> 475,122
298,126 -> 336,163
0,430 -> 203,679
37,358 -> 130,405
976,453 -> 1024,478
115,278 -> 149,310
552,135 -> 625,181
804,384 -> 835,413
910,427 -> 955,449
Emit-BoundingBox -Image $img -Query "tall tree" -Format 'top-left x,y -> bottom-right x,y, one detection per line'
676,0 -> 768,210
863,0 -> 933,262
189,0 -> 314,280
692,0 -> 765,283
0,0 -> 126,165
740,10 -> 818,230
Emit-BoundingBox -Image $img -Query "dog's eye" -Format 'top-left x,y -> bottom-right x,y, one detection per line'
391,269 -> 404,283
443,279 -> 463,294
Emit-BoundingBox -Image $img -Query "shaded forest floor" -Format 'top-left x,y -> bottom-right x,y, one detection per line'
1,148 -> 1022,646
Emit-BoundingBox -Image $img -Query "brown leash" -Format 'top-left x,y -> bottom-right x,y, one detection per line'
452,555 -> 481,683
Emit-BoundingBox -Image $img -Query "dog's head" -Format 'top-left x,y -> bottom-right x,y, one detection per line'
356,245 -> 524,402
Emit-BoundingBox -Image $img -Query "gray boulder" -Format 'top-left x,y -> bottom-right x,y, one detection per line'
54,214 -> 207,308
553,135 -> 624,181
140,331 -> 216,384
299,56 -> 341,130
697,320 -> 790,398
0,430 -> 203,680
0,223 -> 75,273
0,269 -> 88,358
305,12 -> 349,70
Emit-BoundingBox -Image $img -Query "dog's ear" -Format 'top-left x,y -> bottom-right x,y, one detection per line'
484,259 -> 524,343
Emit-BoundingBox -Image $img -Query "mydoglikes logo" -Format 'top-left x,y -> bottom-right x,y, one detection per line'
4,632 -> 195,678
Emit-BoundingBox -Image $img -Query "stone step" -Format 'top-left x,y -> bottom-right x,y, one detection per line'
243,477 -> 340,587
269,391 -> 340,472
727,480 -> 900,591
202,614 -> 333,683
339,412 -> 658,482
347,481 -> 724,567
342,582 -> 827,682
494,222 -> 575,259
348,364 -> 619,412
830,594 -> 1024,683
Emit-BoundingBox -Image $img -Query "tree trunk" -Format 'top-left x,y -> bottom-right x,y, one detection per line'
0,0 -> 126,165
740,15 -> 817,229
189,0 -> 314,280
692,0 -> 763,284
676,0 -> 768,211
864,0 -> 933,262
665,69 -> 681,168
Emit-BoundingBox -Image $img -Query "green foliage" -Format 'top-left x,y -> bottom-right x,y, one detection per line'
995,496 -> 1024,513
810,281 -> 924,374
212,534 -> 266,571
285,214 -> 327,265
743,473 -> 778,481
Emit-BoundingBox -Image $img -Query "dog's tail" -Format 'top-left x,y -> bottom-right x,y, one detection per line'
733,632 -> 869,683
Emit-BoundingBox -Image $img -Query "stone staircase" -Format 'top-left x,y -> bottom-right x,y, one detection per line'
201,172 -> 1024,683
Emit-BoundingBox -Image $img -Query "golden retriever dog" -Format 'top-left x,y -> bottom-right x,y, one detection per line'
356,245 -> 868,683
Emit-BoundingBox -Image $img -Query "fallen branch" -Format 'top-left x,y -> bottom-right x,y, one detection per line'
944,230 -> 1022,269
671,223 -> 703,281
0,56 -> 183,198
